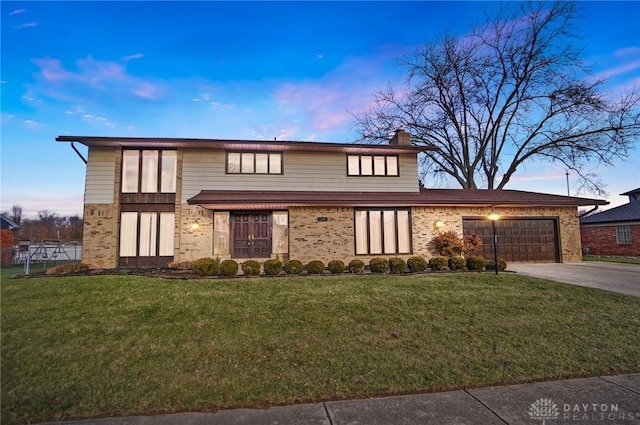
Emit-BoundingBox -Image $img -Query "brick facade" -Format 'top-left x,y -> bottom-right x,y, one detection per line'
81,204 -> 119,269
580,223 -> 640,256
1,229 -> 14,266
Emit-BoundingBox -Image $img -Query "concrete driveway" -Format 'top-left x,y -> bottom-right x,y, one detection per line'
508,261 -> 640,297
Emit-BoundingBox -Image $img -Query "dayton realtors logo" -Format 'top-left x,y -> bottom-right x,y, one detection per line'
528,398 -> 638,423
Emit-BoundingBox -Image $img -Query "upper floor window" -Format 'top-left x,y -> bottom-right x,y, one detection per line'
616,225 -> 633,244
347,155 -> 398,176
122,150 -> 177,193
227,152 -> 283,174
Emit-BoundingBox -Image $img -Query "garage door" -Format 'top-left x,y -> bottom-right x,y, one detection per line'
462,218 -> 560,263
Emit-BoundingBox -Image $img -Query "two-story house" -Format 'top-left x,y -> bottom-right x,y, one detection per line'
56,131 -> 607,269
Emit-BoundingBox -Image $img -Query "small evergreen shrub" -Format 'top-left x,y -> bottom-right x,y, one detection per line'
45,262 -> 89,275
263,259 -> 283,276
407,256 -> 428,272
283,260 -> 304,275
389,257 -> 407,274
369,257 -> 389,274
219,259 -> 239,276
192,257 -> 220,276
448,257 -> 466,270
306,260 -> 325,274
485,257 -> 508,271
241,260 -> 261,276
348,259 -> 365,274
466,256 -> 486,271
428,256 -> 448,271
328,260 -> 345,274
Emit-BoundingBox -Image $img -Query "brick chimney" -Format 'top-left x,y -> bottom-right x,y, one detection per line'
389,129 -> 411,146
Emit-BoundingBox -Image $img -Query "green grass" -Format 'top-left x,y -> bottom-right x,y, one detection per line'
2,274 -> 640,424
583,255 -> 640,264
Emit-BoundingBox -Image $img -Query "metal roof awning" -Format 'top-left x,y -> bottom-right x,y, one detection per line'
187,189 -> 608,210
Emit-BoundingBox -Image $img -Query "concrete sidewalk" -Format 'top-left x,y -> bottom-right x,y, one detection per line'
41,374 -> 640,425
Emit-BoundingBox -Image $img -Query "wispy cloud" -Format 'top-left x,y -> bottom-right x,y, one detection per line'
9,9 -> 26,16
18,22 -> 37,29
23,119 -> 45,130
29,56 -> 164,102
122,53 -> 144,62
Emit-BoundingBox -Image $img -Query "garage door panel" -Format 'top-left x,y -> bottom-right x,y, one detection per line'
463,218 -> 559,263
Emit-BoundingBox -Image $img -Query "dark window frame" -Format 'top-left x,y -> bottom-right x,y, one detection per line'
120,149 -> 177,194
346,154 -> 400,177
616,224 -> 633,245
225,151 -> 284,175
354,208 -> 412,255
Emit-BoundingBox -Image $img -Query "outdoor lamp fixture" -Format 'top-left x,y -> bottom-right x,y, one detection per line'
434,220 -> 444,230
191,221 -> 200,231
487,209 -> 500,275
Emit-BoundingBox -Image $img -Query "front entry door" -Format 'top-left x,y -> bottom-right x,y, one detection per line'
232,213 -> 272,258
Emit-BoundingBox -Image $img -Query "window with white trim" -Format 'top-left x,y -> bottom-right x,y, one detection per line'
347,155 -> 398,176
616,225 -> 633,244
355,209 -> 411,255
226,152 -> 283,174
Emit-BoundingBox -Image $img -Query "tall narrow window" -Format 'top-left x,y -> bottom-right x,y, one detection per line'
616,225 -> 633,244
139,212 -> 157,256
119,212 -> 138,257
161,151 -> 177,193
355,209 -> 411,255
159,213 -> 175,256
122,151 -> 139,193
141,150 -> 158,193
272,211 -> 289,255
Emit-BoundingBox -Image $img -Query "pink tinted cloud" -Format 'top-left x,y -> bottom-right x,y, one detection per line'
30,56 -> 163,101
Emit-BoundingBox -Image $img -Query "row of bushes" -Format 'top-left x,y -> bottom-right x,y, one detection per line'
187,255 -> 507,277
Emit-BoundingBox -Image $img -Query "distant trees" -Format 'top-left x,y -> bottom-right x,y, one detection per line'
1,206 -> 83,242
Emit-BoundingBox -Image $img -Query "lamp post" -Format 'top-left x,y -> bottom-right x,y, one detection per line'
488,210 -> 500,275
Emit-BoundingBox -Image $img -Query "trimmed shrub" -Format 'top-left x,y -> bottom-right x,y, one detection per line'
348,259 -> 365,274
389,257 -> 407,274
306,260 -> 325,275
283,260 -> 304,275
485,257 -> 508,271
241,260 -> 261,276
466,256 -> 486,271
448,257 -> 466,271
369,257 -> 389,274
263,259 -> 283,276
428,256 -> 449,271
328,260 -> 345,274
192,257 -> 220,276
45,262 -> 89,275
219,259 -> 239,276
407,256 -> 428,273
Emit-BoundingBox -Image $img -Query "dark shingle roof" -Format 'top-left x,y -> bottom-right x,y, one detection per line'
580,200 -> 640,224
1,216 -> 19,230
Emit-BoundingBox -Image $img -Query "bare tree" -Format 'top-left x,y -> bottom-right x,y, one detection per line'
10,204 -> 22,226
354,1 -> 640,195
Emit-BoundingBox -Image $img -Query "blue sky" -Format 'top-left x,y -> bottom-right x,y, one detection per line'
1,1 -> 639,219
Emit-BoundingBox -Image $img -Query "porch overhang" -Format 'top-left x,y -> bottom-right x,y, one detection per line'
187,189 -> 608,210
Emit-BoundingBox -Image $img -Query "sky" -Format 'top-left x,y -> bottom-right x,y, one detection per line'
1,1 -> 639,219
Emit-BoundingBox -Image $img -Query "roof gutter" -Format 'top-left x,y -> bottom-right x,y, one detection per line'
70,142 -> 87,164
578,205 -> 599,218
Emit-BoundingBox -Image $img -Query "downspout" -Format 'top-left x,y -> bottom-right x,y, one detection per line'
577,205 -> 599,218
71,142 -> 87,164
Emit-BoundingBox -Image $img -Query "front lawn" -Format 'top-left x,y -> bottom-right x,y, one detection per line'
2,273 -> 640,424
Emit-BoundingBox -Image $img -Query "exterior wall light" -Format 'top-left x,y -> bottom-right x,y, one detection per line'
434,220 -> 444,230
191,222 -> 200,231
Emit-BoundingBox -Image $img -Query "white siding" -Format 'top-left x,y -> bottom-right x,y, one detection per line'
181,150 -> 419,202
85,147 -> 116,204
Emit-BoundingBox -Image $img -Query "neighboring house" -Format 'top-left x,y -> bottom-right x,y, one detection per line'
580,188 -> 640,256
56,131 -> 607,269
1,216 -> 19,267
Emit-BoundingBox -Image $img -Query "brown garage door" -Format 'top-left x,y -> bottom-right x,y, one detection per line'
463,218 -> 560,263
